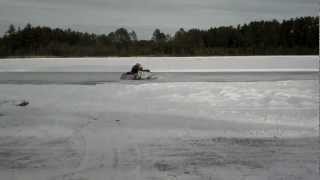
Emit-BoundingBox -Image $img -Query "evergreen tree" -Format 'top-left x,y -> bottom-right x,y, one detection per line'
6,24 -> 16,35
152,29 -> 166,42
129,30 -> 138,41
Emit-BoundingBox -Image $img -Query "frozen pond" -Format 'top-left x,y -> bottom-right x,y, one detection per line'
0,56 -> 319,180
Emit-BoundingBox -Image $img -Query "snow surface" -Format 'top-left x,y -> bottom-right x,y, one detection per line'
0,56 -> 319,180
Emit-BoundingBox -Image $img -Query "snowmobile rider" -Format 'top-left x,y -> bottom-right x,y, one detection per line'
130,63 -> 150,74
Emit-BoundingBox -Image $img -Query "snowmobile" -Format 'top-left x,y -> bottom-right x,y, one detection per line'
120,71 -> 158,80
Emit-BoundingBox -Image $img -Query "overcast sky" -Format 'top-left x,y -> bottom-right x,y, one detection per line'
0,0 -> 318,39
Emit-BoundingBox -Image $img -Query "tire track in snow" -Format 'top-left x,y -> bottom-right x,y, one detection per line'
51,115 -> 126,180
50,119 -> 92,180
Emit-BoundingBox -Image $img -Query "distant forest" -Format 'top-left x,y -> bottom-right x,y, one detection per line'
0,16 -> 318,57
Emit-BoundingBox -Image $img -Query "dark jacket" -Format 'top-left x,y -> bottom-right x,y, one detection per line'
131,65 -> 142,74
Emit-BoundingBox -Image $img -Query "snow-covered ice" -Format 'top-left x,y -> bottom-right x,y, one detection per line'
0,56 -> 319,180
0,56 -> 317,72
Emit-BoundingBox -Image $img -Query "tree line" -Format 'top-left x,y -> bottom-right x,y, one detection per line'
0,16 -> 318,57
